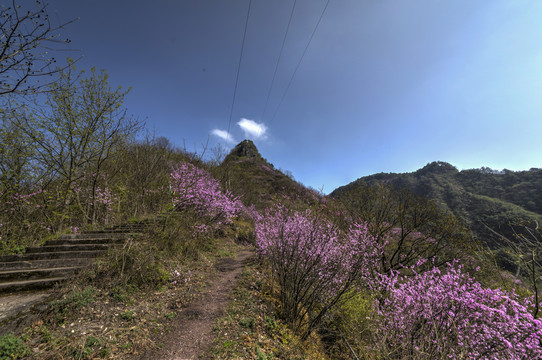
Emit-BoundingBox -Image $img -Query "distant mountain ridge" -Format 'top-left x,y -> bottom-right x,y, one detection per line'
219,142 -> 542,248
330,161 -> 542,247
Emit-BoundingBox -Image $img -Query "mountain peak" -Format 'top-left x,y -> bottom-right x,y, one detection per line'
227,140 -> 262,159
416,161 -> 459,175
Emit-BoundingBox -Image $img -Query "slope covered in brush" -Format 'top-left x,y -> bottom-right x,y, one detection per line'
215,140 -> 321,210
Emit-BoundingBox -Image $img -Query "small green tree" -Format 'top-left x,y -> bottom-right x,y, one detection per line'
16,61 -> 141,225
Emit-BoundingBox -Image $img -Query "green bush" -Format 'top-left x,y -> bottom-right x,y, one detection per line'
51,286 -> 97,314
0,333 -> 29,359
68,335 -> 108,360
164,312 -> 176,320
119,310 -> 136,321
265,316 -> 277,332
325,291 -> 376,359
239,317 -> 255,329
109,286 -> 130,303
82,236 -> 171,291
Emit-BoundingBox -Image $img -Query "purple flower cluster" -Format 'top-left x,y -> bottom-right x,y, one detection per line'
170,269 -> 191,285
252,203 -> 542,357
373,262 -> 542,359
255,208 -> 380,288
254,207 -> 381,336
92,187 -> 116,211
0,189 -> 45,214
169,161 -> 240,226
72,174 -> 119,224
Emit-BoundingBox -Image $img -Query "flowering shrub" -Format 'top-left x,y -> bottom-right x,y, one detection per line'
169,161 -> 240,229
70,173 -> 121,225
255,207 -> 381,339
371,262 -> 542,359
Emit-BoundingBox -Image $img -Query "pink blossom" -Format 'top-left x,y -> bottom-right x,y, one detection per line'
169,161 -> 240,228
372,262 -> 542,359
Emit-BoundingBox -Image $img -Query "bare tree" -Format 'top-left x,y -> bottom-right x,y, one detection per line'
206,142 -> 228,167
0,0 -> 76,96
487,221 -> 542,317
337,183 -> 474,273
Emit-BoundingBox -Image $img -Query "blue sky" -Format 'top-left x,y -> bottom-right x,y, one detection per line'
45,0 -> 542,193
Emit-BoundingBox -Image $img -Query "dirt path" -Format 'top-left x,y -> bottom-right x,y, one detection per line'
0,291 -> 52,335
140,248 -> 254,360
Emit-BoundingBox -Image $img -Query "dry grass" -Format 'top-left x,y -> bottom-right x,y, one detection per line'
18,232 -> 247,359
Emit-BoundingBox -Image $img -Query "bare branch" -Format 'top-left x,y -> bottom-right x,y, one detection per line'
0,0 -> 78,96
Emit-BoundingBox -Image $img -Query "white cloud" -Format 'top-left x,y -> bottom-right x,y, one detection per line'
211,129 -> 236,143
237,118 -> 267,139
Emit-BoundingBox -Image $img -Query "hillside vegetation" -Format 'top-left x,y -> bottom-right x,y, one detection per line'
1,17 -> 540,356
214,140 -> 324,211
1,135 -> 541,359
3,3 -> 540,357
216,148 -> 542,359
331,161 -> 542,248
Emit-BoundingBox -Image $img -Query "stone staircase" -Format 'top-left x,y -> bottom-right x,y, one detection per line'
0,218 -> 161,294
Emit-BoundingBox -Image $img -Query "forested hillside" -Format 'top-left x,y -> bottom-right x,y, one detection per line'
331,161 -> 542,248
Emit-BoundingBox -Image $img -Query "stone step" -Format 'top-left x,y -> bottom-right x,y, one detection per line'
107,226 -> 146,229
108,222 -> 148,226
25,244 -> 111,253
103,229 -> 146,233
0,250 -> 106,262
0,217 -> 160,296
90,228 -> 144,233
0,258 -> 92,271
0,267 -> 79,282
0,277 -> 67,293
58,232 -> 138,240
45,238 -> 126,246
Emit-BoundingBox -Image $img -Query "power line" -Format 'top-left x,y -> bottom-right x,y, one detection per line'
226,0 -> 253,144
269,0 -> 330,125
261,0 -> 298,121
